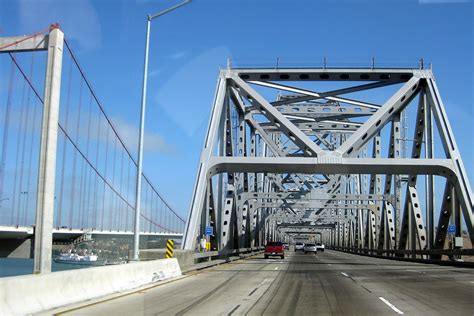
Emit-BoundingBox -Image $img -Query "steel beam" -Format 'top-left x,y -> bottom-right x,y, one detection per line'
183,72 -> 228,250
207,157 -> 455,177
0,34 -> 48,53
336,76 -> 420,156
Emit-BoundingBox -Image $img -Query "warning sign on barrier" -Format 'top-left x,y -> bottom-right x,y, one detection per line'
165,239 -> 174,258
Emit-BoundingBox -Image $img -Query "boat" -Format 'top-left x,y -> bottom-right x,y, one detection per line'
54,252 -> 107,266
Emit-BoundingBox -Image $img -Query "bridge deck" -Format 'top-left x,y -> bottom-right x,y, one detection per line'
0,225 -> 182,238
61,250 -> 473,315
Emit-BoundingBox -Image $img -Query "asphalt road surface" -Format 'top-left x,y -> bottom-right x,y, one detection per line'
61,250 -> 474,315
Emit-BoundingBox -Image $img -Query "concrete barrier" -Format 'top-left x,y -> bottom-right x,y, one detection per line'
140,249 -> 194,270
0,258 -> 181,315
139,247 -> 265,273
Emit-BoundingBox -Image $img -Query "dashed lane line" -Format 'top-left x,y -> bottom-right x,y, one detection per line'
228,304 -> 240,315
379,297 -> 404,315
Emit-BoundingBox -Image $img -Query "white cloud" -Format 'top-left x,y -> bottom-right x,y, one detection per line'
60,110 -> 175,156
148,69 -> 162,78
18,0 -> 102,52
167,50 -> 188,60
110,116 -> 176,155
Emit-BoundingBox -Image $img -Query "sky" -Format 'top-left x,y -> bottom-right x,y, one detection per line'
0,0 -> 472,219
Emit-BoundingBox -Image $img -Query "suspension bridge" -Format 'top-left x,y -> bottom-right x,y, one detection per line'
0,26 -> 184,264
0,26 -> 473,315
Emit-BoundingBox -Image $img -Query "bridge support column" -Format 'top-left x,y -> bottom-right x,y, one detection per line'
33,27 -> 64,274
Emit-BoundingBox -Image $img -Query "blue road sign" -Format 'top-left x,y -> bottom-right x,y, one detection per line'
205,226 -> 213,236
447,224 -> 456,235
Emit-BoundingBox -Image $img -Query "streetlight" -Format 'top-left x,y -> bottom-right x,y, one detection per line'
133,0 -> 192,261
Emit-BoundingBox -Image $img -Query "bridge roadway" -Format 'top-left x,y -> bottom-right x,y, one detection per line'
62,250 -> 474,315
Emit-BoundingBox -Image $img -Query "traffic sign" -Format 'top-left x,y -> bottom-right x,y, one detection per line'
447,224 -> 456,235
205,226 -> 213,236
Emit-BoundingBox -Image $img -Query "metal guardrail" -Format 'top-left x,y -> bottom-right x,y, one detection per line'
329,246 -> 474,256
228,57 -> 428,70
329,246 -> 474,267
193,247 -> 265,260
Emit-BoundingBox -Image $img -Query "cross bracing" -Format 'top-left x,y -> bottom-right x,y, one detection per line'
183,66 -> 473,261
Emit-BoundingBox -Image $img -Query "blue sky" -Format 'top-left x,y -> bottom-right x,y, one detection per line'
0,0 -> 472,219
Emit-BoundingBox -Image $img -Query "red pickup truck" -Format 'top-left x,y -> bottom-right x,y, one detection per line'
265,241 -> 284,259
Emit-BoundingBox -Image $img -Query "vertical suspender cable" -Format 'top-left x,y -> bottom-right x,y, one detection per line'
111,137 -> 117,230
153,193 -> 157,233
83,93 -> 93,228
127,160 -> 131,231
119,150 -> 124,230
75,78 -> 85,228
93,109 -> 101,229
101,127 -> 110,230
160,199 -> 163,233
25,47 -> 40,226
1,61 -> 15,212
7,37 -> 185,234
12,61 -> 27,226
18,47 -> 36,225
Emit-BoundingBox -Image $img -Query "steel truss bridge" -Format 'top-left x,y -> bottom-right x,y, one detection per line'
183,66 -> 473,260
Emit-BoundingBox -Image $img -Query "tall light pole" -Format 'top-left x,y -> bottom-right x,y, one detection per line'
133,0 -> 192,261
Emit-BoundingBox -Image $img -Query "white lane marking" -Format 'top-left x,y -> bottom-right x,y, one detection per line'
379,297 -> 404,315
258,279 -> 268,286
274,267 -> 278,270
341,272 -> 349,277
328,264 -> 332,266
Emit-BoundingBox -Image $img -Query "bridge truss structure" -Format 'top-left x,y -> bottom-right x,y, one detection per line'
183,66 -> 473,260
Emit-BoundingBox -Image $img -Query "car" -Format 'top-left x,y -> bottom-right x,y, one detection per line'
265,241 -> 284,259
303,243 -> 317,254
295,242 -> 305,252
315,243 -> 325,252
282,242 -> 289,250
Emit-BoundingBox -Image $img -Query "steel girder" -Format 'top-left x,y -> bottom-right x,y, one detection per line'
182,67 -> 473,262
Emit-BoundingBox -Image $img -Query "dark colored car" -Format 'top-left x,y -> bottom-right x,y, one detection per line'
265,241 -> 284,259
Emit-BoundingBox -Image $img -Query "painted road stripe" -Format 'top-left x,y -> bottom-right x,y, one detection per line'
379,297 -> 404,315
341,272 -> 349,277
248,287 -> 258,296
228,304 -> 240,315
